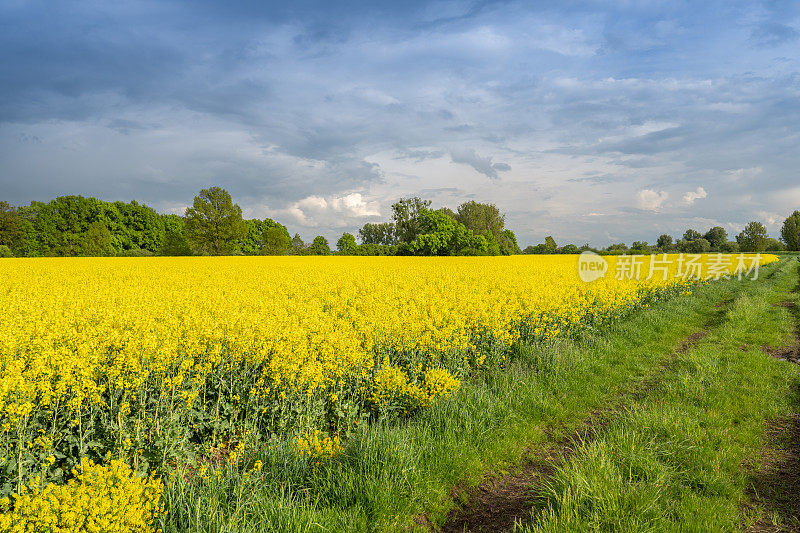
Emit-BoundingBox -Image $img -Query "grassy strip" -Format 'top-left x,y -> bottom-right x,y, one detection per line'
160,261 -> 791,532
519,259 -> 800,532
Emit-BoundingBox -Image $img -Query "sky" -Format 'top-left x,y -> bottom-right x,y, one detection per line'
1,0 -> 799,247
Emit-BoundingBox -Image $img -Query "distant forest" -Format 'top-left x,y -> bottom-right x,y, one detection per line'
0,187 -> 798,257
0,187 -> 520,257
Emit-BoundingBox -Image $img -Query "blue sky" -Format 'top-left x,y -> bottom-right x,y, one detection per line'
1,0 -> 799,247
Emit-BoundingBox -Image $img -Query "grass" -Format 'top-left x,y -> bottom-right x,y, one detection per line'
519,258 -> 800,532
159,259 -> 799,532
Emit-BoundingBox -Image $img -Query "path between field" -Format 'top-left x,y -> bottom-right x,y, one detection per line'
747,299 -> 800,532
431,329 -> 710,533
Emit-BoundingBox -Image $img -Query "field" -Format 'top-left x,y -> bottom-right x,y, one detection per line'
0,254 -> 786,531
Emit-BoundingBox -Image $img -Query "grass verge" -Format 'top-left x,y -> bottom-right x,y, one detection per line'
160,259 -> 797,532
518,258 -> 800,532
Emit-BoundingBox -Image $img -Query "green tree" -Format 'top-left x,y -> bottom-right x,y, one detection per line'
184,187 -> 246,255
114,200 -> 164,253
656,234 -> 673,250
455,201 -> 504,235
683,229 -> 702,242
291,234 -> 305,254
392,197 -> 431,243
523,244 -> 547,254
685,238 -> 711,253
0,245 -> 12,258
736,221 -> 768,252
500,229 -> 520,255
544,236 -> 557,253
309,236 -> 331,255
336,232 -> 357,254
780,210 -> 800,251
703,226 -> 728,250
82,221 -> 114,256
560,244 -> 579,254
631,241 -> 650,252
763,237 -> 785,251
358,222 -> 397,245
407,210 -> 487,256
262,225 -> 292,255
720,241 -> 739,253
159,214 -> 192,256
0,201 -> 22,248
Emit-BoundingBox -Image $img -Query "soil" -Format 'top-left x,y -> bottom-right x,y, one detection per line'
746,414 -> 800,532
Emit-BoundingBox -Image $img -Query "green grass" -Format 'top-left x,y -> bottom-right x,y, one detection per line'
159,259 -> 799,532
519,259 -> 800,532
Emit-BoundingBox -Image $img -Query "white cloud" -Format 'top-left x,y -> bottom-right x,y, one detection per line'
637,189 -> 669,211
276,192 -> 381,228
682,186 -> 707,206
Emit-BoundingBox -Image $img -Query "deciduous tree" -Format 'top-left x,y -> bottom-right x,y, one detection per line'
336,232 -> 357,253
781,210 -> 800,251
184,187 -> 246,255
736,221 -> 768,252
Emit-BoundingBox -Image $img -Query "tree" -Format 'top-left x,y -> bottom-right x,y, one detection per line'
631,241 -> 650,252
184,187 -> 246,255
781,210 -> 800,251
736,221 -> 768,252
291,233 -> 305,254
159,214 -> 192,256
359,222 -> 397,245
683,229 -> 702,242
392,197 -> 431,243
82,221 -> 114,256
262,225 -> 291,255
764,238 -> 785,251
656,234 -> 673,250
114,200 -> 165,253
336,232 -> 357,253
685,238 -> 711,253
407,209 -> 483,256
544,236 -> 557,253
500,229 -> 520,255
703,226 -> 727,250
309,236 -> 331,255
0,245 -> 12,258
455,201 -> 504,237
720,241 -> 739,253
560,244 -> 579,254
0,201 -> 22,248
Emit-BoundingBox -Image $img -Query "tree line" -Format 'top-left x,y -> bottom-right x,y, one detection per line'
522,215 -> 800,255
0,187 -> 521,257
2,187 -> 798,257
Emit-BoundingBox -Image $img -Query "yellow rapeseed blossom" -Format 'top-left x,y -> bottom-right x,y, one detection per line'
0,253 -> 777,517
0,458 -> 163,532
293,429 -> 342,460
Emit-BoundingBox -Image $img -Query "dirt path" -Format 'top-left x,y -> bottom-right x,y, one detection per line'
747,299 -> 800,531
746,412 -> 800,532
432,329 -> 709,533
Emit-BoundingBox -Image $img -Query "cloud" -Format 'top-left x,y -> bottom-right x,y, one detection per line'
449,148 -> 510,179
1,0 -> 799,247
276,192 -> 381,228
750,22 -> 800,47
683,186 -> 707,206
637,189 -> 669,211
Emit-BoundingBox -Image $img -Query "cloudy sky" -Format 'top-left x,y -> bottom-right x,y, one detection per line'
1,0 -> 799,247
